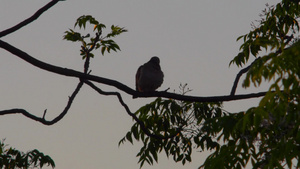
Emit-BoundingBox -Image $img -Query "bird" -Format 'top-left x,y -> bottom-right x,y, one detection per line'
134,56 -> 164,97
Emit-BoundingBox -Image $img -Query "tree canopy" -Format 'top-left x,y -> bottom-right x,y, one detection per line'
0,0 -> 299,169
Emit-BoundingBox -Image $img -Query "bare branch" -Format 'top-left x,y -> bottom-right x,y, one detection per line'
83,80 -> 181,140
0,0 -> 61,38
0,81 -> 83,125
0,40 -> 267,102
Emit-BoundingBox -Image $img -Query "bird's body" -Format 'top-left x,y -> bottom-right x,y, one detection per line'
135,56 -> 164,93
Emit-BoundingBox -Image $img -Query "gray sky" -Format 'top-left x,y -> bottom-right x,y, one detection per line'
1,0 -> 280,168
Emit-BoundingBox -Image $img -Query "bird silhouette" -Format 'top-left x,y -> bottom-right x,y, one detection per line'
134,56 -> 164,98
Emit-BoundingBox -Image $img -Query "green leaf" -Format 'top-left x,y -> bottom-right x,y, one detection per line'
150,148 -> 158,162
94,23 -> 106,32
63,29 -> 82,42
177,154 -> 183,162
132,125 -> 140,141
126,132 -> 133,144
75,15 -> 99,29
101,46 -> 106,55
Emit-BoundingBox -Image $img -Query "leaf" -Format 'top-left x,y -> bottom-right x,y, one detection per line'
94,23 -> 106,32
106,25 -> 128,38
132,125 -> 140,141
185,154 -> 191,162
74,15 -> 99,29
149,148 -> 158,162
63,29 -> 82,42
236,35 -> 245,41
177,154 -> 183,162
118,137 -> 126,146
126,132 -> 133,144
101,46 -> 106,55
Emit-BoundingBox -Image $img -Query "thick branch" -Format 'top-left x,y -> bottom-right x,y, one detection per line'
0,81 -> 83,125
0,0 -> 61,38
0,39 -> 132,92
83,80 -> 180,140
0,40 -> 267,102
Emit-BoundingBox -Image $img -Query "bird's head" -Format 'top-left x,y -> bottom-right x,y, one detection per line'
149,56 -> 160,65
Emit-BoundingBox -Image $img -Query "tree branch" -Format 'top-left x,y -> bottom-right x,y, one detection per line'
230,57 -> 261,96
0,0 -> 61,38
0,39 -> 267,102
83,80 -> 180,140
0,81 -> 83,125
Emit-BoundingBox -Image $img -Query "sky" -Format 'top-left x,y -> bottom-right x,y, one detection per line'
1,0 -> 281,168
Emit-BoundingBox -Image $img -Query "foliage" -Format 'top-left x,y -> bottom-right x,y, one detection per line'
119,84 -> 225,168
230,1 -> 300,67
63,15 -> 127,59
0,139 -> 55,169
120,1 -> 300,168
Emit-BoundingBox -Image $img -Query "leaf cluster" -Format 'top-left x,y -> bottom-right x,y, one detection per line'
202,84 -> 299,168
0,139 -> 55,168
119,95 -> 226,168
230,1 -> 300,67
63,15 -> 127,59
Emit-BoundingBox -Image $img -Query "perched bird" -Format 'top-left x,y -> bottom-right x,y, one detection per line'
134,56 -> 164,97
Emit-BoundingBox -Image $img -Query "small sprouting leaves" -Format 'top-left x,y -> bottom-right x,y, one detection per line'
63,15 -> 127,59
100,39 -> 121,55
63,29 -> 82,42
93,23 -> 106,32
106,25 -> 128,38
74,15 -> 99,29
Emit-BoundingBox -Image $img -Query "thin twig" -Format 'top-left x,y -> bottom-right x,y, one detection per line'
0,81 -> 83,125
83,80 -> 181,140
83,55 -> 90,74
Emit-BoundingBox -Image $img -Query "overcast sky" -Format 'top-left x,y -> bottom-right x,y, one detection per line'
1,0 -> 281,168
